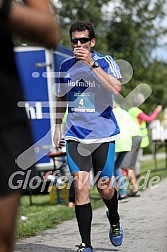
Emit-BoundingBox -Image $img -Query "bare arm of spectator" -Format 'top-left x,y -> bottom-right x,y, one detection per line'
138,105 -> 162,122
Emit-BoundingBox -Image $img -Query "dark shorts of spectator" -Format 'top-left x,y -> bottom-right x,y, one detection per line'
0,122 -> 35,196
120,136 -> 142,170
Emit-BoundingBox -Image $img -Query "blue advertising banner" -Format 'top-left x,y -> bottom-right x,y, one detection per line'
15,46 -> 72,169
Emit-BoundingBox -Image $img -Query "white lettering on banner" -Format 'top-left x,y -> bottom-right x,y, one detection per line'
25,102 -> 43,119
68,80 -> 95,88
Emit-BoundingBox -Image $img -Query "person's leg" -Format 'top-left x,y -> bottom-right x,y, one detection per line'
128,169 -> 138,192
114,152 -> 127,197
73,171 -> 92,247
0,192 -> 20,252
93,142 -> 119,225
135,148 -> 143,179
66,141 -> 93,249
92,142 -> 124,247
68,180 -> 75,207
127,169 -> 140,197
121,136 -> 141,197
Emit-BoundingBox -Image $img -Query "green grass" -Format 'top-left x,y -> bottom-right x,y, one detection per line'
16,158 -> 167,239
140,158 -> 167,181
16,187 -> 103,239
17,197 -> 75,239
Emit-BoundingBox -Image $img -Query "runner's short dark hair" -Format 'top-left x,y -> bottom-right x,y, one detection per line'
69,20 -> 96,39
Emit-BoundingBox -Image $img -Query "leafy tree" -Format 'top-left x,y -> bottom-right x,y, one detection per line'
55,0 -> 110,51
143,61 -> 167,109
102,0 -> 167,111
105,0 -> 167,65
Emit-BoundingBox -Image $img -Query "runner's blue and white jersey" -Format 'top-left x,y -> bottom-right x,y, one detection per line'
57,51 -> 121,144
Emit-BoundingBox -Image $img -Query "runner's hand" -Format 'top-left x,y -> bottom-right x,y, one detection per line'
74,48 -> 92,64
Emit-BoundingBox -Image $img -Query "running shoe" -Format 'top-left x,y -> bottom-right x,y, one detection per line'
118,194 -> 129,203
106,211 -> 124,246
76,243 -> 94,252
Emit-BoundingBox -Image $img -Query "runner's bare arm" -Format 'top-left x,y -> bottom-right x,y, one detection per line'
74,47 -> 121,94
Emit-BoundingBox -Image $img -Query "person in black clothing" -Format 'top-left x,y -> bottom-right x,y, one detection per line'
0,1 -> 60,251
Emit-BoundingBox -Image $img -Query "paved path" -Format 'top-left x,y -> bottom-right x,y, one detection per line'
15,177 -> 167,252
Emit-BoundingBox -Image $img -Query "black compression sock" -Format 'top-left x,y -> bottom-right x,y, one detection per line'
75,203 -> 92,247
103,188 -> 120,225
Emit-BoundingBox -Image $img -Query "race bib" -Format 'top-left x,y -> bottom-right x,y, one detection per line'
69,92 -> 95,112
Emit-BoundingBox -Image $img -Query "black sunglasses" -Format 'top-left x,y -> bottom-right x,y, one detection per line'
71,37 -> 91,44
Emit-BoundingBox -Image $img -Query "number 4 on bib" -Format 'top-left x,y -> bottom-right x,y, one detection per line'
79,98 -> 84,106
